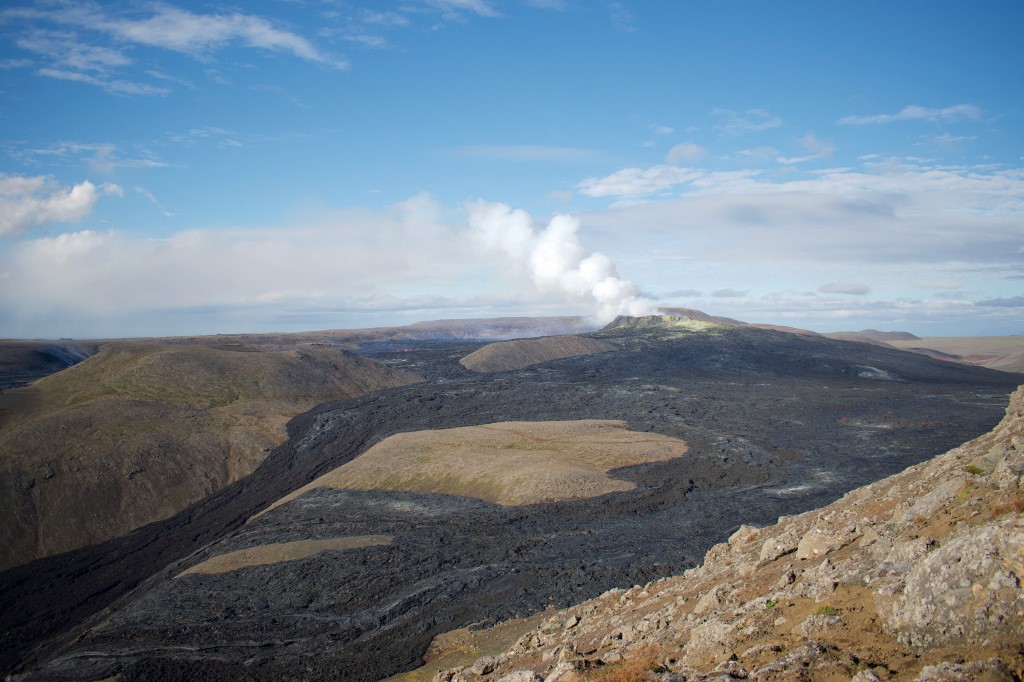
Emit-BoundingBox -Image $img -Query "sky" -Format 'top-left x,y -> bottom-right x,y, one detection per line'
1,0 -> 1022,339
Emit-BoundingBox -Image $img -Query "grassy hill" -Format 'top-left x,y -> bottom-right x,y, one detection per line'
0,344 -> 420,570
459,336 -> 617,373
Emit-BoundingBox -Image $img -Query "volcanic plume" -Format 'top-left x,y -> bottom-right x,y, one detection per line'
468,201 -> 657,322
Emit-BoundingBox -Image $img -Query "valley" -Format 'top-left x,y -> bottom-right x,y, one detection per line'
1,317 -> 1019,681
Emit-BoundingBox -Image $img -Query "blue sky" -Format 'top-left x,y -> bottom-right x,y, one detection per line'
1,0 -> 1022,338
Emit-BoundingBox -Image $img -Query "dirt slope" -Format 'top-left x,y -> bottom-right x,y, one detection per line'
460,336 -> 617,373
421,384 -> 1024,682
0,344 -> 420,570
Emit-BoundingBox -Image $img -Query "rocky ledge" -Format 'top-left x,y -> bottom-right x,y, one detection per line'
429,384 -> 1024,682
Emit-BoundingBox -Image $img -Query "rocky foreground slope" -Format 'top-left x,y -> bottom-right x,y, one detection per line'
429,385 -> 1024,682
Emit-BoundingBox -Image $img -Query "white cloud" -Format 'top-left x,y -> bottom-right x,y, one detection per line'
666,142 -> 706,165
454,145 -> 601,162
133,186 -> 174,217
0,194 -> 459,322
661,289 -> 702,298
87,144 -> 173,173
0,194 -> 661,336
168,127 -> 243,149
577,165 -> 701,198
2,3 -> 346,95
976,296 -> 1024,308
546,190 -> 574,204
775,133 -> 834,165
17,31 -> 130,72
712,108 -> 783,135
361,11 -> 410,27
930,132 -> 976,147
0,57 -> 32,69
7,141 -> 172,172
102,6 -> 342,65
736,146 -> 780,161
797,132 -> 834,157
818,282 -> 870,295
37,66 -> 170,96
425,0 -> 501,19
650,124 -> 675,135
572,160 -> 1024,334
0,174 -> 119,236
3,176 -> 1022,337
338,32 -> 389,49
102,180 -> 124,196
608,3 -> 636,32
838,104 -> 983,126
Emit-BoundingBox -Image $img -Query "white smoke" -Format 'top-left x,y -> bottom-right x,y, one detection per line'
468,200 -> 658,323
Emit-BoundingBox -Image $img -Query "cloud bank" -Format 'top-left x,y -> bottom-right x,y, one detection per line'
2,157 -> 1021,338
0,195 -> 657,337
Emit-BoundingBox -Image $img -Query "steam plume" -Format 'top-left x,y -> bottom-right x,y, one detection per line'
468,200 -> 657,322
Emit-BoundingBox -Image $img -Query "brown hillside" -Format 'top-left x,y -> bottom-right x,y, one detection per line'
412,385 -> 1024,682
824,329 -> 921,347
0,344 -> 420,570
889,336 -> 1024,374
460,336 -> 617,373
259,420 -> 687,513
823,332 -> 897,348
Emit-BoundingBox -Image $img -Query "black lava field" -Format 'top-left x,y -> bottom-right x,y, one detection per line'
2,323 -> 1021,681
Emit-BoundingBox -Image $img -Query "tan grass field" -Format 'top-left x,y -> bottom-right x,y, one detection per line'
259,420 -> 688,514
176,536 -> 393,577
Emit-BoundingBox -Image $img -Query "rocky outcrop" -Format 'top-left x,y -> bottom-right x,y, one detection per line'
422,385 -> 1024,681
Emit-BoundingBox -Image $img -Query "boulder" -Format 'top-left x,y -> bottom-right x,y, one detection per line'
881,517 -> 1024,651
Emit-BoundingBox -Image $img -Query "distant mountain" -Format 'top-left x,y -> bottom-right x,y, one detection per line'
856,328 -> 922,341
459,335 -> 616,373
657,307 -> 747,326
825,329 -> 921,347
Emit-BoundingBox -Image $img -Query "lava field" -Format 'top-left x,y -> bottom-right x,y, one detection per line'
2,323 -> 1020,681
